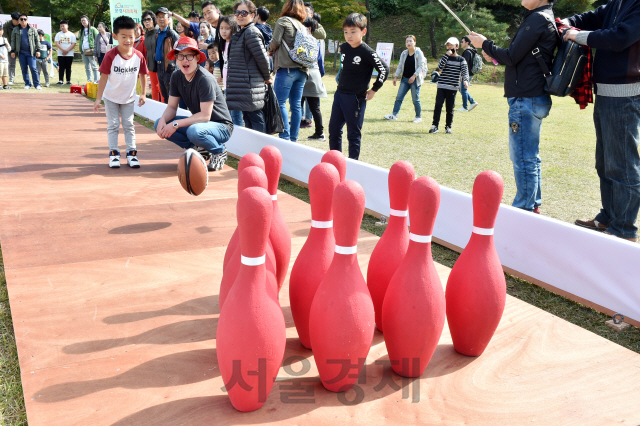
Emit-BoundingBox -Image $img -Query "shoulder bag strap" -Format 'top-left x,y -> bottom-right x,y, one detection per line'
531,11 -> 560,78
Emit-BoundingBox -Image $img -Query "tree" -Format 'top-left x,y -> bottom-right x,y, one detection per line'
313,0 -> 367,29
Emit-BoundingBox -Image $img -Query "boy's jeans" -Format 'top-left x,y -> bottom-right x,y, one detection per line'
36,58 -> 49,85
392,77 -> 421,118
154,116 -> 229,154
104,99 -> 136,152
274,67 -> 307,142
460,79 -> 475,109
82,53 -> 99,82
507,95 -> 552,211
593,94 -> 640,239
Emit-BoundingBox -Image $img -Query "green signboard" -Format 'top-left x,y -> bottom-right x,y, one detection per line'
110,0 -> 143,44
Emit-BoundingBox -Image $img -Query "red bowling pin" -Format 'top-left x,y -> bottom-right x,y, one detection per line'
382,176 -> 445,377
309,180 -> 375,392
289,163 -> 341,349
367,161 -> 415,332
321,150 -> 346,182
260,146 -> 291,292
217,186 -> 286,412
223,153 -> 266,271
446,170 -> 506,357
219,166 -> 277,309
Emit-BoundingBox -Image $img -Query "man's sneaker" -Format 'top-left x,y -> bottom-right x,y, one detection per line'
603,231 -> 638,243
413,117 -> 422,123
109,150 -> 121,168
429,125 -> 439,134
56,81 -> 64,85
45,83 -> 50,88
66,81 -> 71,85
300,120 -> 312,128
469,102 -> 479,111
384,114 -> 398,120
195,146 -> 211,163
24,85 -> 31,90
209,149 -> 228,171
35,85 -> 43,90
575,218 -> 608,232
8,80 -> 13,85
308,133 -> 326,141
127,150 -> 140,168
457,107 -> 468,112
445,126 -> 452,134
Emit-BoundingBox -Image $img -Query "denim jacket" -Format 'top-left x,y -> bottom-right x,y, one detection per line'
395,48 -> 427,86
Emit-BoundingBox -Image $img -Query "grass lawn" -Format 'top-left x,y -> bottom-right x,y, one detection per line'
2,59 -> 97,93
1,63 -> 639,426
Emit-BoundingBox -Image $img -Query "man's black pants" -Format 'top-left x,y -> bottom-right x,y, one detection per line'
158,66 -> 172,105
329,90 -> 367,160
432,87 -> 457,128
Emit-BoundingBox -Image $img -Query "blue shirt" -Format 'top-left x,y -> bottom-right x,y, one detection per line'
188,22 -> 200,39
155,26 -> 168,62
20,27 -> 30,54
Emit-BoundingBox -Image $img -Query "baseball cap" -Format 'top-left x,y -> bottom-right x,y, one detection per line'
167,37 -> 203,62
445,37 -> 459,46
156,7 -> 170,15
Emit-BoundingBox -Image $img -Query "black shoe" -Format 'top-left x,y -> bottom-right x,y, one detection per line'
308,133 -> 326,141
2,86 -> 11,90
209,148 -> 228,171
65,81 -> 71,85
56,81 -> 64,85
195,146 -> 211,162
429,125 -> 439,134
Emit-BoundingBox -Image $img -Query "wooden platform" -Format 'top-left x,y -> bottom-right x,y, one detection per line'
1,94 -> 639,425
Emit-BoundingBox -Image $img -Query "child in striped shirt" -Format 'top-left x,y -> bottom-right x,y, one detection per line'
430,37 -> 469,134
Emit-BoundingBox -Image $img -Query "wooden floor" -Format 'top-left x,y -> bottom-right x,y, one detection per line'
1,94 -> 639,426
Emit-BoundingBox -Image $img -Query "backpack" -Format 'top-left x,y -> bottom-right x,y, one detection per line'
532,13 -> 587,97
471,50 -> 483,75
281,17 -> 319,68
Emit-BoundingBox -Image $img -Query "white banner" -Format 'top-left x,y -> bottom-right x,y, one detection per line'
374,42 -> 393,76
0,15 -> 53,74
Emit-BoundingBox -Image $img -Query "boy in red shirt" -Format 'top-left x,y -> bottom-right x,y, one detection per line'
94,16 -> 148,168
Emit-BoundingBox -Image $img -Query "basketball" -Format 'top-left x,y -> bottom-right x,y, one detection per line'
177,149 -> 209,196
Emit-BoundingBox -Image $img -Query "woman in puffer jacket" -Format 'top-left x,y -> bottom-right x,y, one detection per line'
226,0 -> 272,133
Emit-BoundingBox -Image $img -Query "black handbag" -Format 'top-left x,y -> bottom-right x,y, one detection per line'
263,83 -> 284,135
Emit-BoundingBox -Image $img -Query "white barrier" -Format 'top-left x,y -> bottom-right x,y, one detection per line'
135,98 -> 640,326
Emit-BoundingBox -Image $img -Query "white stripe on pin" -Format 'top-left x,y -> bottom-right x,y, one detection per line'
409,233 -> 432,243
241,255 -> 266,266
390,209 -> 408,217
271,194 -> 277,201
473,226 -> 494,235
335,244 -> 357,255
311,220 -> 333,228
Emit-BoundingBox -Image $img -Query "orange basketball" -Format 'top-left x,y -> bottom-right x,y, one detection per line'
177,149 -> 209,196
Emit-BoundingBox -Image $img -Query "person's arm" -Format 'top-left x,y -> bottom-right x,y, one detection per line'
395,51 -> 404,82
478,14 -> 548,67
93,73 -> 109,112
46,44 -> 52,60
461,58 -> 469,87
318,49 -> 325,77
566,8 -> 640,51
413,50 -> 425,81
34,31 -> 42,57
159,100 -> 213,138
367,48 -> 390,101
313,23 -> 326,40
435,54 -> 448,73
566,4 -> 607,31
138,73 -> 148,106
246,29 -> 271,81
10,29 -> 16,58
268,19 -> 285,52
169,11 -> 191,31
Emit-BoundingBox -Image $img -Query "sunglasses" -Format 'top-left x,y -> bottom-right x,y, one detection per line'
142,18 -> 153,22
176,53 -> 197,61
234,10 -> 251,18
19,18 -> 28,21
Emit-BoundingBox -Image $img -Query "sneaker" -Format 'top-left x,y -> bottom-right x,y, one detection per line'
24,85 -> 31,90
413,117 -> 422,123
429,125 -> 439,134
209,148 -> 228,171
445,126 -> 452,134
603,231 -> 638,243
575,217 -> 608,232
66,81 -> 71,85
3,85 -> 12,90
56,81 -> 64,85
533,206 -> 541,214
457,107 -> 468,112
45,83 -> 50,88
195,146 -> 211,163
469,102 -> 479,111
300,120 -> 312,129
109,150 -> 121,168
308,133 -> 326,141
35,85 -> 43,90
8,80 -> 14,85
384,114 -> 398,120
127,150 -> 140,168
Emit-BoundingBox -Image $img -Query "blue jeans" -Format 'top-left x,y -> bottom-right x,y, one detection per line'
593,95 -> 640,239
274,68 -> 307,142
242,110 -> 266,133
460,79 -> 475,109
392,77 -> 422,118
82,53 -> 99,82
222,90 -> 244,127
18,51 -> 39,87
507,95 -> 552,211
154,116 -> 230,154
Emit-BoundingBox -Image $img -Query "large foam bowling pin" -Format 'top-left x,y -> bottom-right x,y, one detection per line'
382,176 -> 445,377
223,153 -> 266,271
367,161 -> 415,332
289,163 -> 341,349
217,186 -> 286,412
446,170 -> 506,357
219,166 -> 278,309
309,180 -> 375,392
321,150 -> 346,182
260,146 -> 291,292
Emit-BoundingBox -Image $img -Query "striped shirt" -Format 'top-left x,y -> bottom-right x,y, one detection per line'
437,54 -> 469,91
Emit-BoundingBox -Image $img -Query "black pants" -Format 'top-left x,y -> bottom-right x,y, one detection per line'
432,88 -> 457,128
302,96 -> 323,135
329,90 -> 366,160
158,66 -> 172,104
242,110 -> 266,133
58,56 -> 73,82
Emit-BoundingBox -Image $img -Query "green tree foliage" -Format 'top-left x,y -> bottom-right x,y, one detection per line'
29,0 -> 111,29
313,0 -> 367,29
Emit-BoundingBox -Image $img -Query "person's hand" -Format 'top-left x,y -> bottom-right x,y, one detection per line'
156,120 -> 167,139
464,81 -> 469,89
563,29 -> 579,42
138,96 -> 146,107
467,32 -> 487,48
408,75 -> 416,84
11,52 -> 15,59
365,90 -> 376,101
265,78 -> 273,84
445,49 -> 453,56
482,51 -> 494,62
161,123 -> 177,139
36,52 -> 40,58
393,77 -> 397,87
93,100 -> 102,113
198,42 -> 208,50
0,55 -> 5,60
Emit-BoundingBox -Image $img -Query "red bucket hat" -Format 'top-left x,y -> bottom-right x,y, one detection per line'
167,37 -> 203,63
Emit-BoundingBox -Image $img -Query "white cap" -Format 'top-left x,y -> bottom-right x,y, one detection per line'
445,37 -> 459,46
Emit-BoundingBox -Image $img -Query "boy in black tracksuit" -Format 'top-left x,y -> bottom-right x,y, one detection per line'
329,13 -> 389,160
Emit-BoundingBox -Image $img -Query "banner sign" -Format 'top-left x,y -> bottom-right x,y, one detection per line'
0,15 -> 53,73
374,42 -> 393,76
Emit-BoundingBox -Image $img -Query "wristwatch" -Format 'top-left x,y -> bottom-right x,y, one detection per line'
173,121 -> 179,129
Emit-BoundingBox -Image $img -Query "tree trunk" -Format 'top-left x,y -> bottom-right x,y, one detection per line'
191,0 -> 195,13
365,0 -> 370,44
0,4 -> 4,14
430,18 -> 438,58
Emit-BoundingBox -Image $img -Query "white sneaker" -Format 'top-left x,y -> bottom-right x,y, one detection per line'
429,125 -> 439,134
413,117 -> 422,123
8,80 -> 14,85
457,107 -> 468,112
384,114 -> 398,120
35,85 -> 43,90
109,150 -> 121,168
24,85 -> 31,90
469,102 -> 479,111
127,150 -> 140,168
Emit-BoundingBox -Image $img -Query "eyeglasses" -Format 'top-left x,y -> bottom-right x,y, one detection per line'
142,18 -> 153,22
176,53 -> 197,61
234,10 -> 250,18
19,18 -> 28,21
